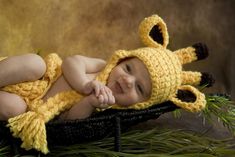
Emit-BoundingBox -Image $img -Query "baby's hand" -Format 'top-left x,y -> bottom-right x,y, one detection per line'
97,86 -> 115,107
87,86 -> 115,109
83,80 -> 106,96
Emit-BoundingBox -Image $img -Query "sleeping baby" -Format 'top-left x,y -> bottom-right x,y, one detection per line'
0,14 -> 213,154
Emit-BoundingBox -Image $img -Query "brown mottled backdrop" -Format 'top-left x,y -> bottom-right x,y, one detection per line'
0,0 -> 235,137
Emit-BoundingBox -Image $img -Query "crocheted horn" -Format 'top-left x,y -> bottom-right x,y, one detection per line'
181,71 -> 215,87
174,43 -> 209,65
139,14 -> 169,48
169,85 -> 206,112
173,43 -> 214,87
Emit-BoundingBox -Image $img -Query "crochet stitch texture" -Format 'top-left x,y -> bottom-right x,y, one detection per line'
0,14 -> 209,154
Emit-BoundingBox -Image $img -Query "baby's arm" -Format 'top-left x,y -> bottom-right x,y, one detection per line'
60,95 -> 95,120
62,55 -> 106,94
62,89 -> 115,120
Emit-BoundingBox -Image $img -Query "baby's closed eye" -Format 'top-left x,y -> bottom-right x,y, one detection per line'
125,64 -> 132,73
136,84 -> 144,95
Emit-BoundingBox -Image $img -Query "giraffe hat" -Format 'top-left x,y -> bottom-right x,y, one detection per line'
96,14 -> 214,112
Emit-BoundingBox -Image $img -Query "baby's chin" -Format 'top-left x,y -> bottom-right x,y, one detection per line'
109,89 -> 129,106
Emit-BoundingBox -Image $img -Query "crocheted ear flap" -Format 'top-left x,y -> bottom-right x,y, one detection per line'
138,14 -> 169,48
169,85 -> 206,112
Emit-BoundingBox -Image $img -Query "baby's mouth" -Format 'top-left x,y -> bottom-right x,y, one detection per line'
114,81 -> 124,94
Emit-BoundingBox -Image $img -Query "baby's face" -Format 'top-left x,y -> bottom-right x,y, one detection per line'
107,57 -> 151,106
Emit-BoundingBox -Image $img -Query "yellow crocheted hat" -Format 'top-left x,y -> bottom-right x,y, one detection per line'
2,15 -> 214,154
96,14 -> 213,112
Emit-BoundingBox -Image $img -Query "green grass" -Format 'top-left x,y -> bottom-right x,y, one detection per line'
45,128 -> 235,157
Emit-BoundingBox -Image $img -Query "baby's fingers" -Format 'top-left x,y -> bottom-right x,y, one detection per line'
91,81 -> 103,97
102,87 -> 115,104
100,87 -> 109,103
93,83 -> 101,97
98,94 -> 104,104
106,89 -> 115,104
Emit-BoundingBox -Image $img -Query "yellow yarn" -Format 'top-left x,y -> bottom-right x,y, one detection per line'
96,48 -> 182,110
139,14 -> 169,48
181,71 -> 202,86
1,53 -> 84,154
2,53 -> 62,104
170,85 -> 206,112
0,57 -> 7,61
97,14 -> 207,112
7,91 -> 82,153
174,47 -> 198,64
0,14 -> 208,154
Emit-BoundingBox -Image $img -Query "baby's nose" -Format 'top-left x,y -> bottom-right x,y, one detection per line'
123,75 -> 135,88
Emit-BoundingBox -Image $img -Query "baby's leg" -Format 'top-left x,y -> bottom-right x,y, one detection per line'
0,53 -> 46,88
0,91 -> 27,120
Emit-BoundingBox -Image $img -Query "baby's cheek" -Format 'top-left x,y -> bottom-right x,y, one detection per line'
129,92 -> 141,102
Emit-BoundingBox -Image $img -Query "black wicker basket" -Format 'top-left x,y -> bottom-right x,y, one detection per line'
0,101 -> 177,154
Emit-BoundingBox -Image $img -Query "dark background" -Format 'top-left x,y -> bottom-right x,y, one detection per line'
0,0 -> 234,137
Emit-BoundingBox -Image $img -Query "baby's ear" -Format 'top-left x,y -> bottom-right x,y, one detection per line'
169,85 -> 206,112
139,14 -> 169,48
